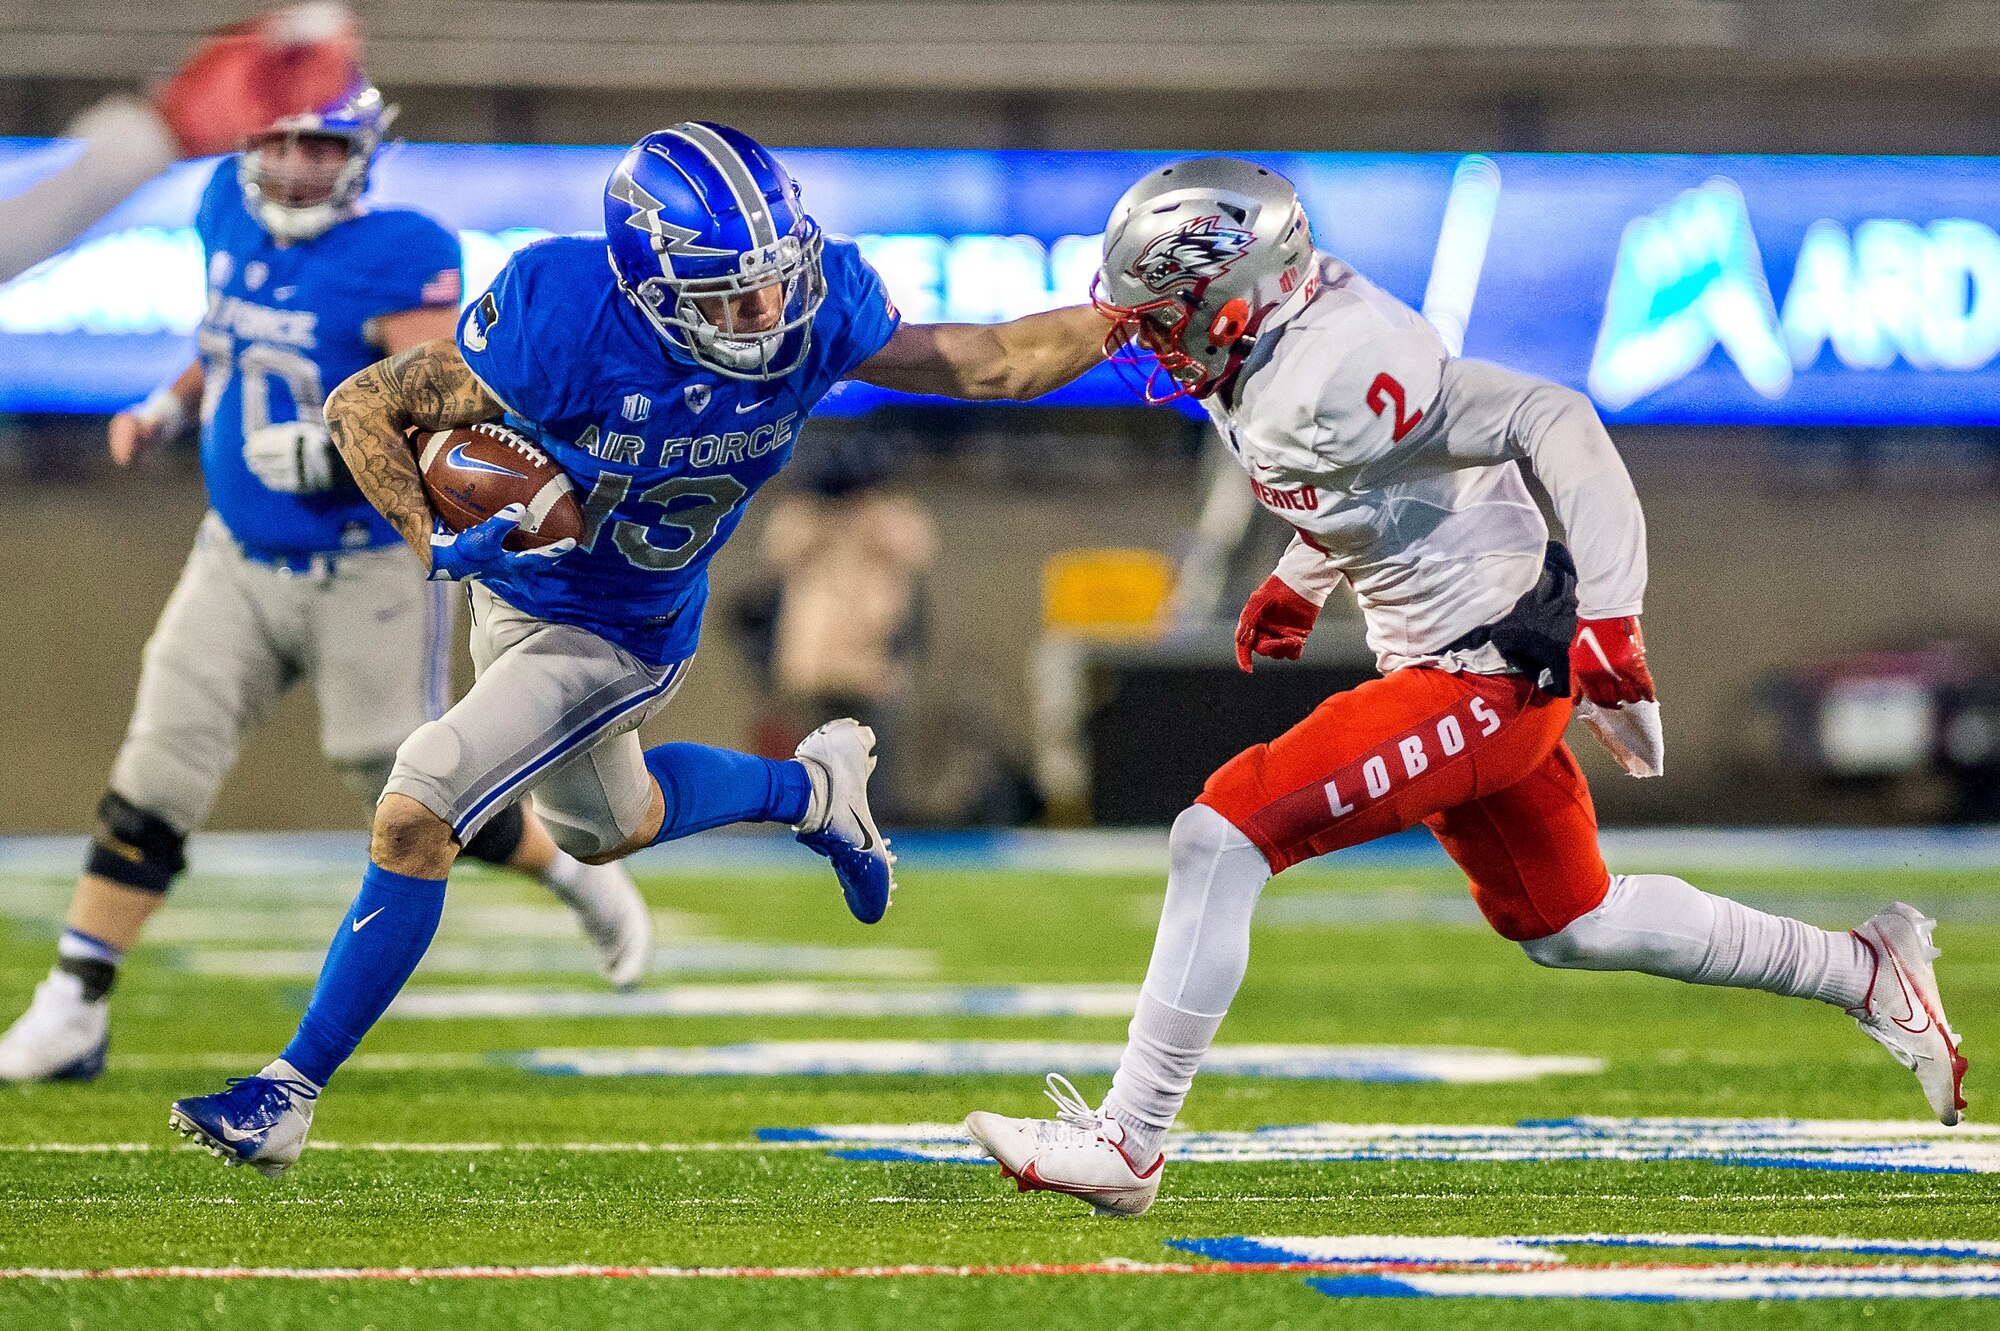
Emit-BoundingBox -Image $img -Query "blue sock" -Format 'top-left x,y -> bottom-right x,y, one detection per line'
643,743 -> 813,846
280,863 -> 446,1087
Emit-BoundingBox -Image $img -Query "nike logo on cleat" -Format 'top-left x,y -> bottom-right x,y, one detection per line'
351,907 -> 385,933
849,810 -> 875,852
215,1122 -> 264,1144
1886,958 -> 1933,1035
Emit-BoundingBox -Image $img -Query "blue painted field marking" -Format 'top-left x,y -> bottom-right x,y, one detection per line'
780,1116 -> 2000,1173
1303,1267 -> 2000,1301
1170,1237 -> 1556,1267
1177,1237 -> 2000,1301
524,1042 -> 1600,1082
1185,1234 -> 2000,1264
1306,1274 -> 1434,1298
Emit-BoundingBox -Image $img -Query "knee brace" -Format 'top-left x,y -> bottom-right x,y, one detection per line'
460,800 -> 527,867
85,791 -> 187,894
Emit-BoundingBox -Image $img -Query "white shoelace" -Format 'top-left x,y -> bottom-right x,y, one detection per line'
1032,1072 -> 1110,1148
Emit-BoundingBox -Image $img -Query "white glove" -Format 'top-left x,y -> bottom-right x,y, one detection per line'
244,420 -> 337,493
1577,698 -> 1665,778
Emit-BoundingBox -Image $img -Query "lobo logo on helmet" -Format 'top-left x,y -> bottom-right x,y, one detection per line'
1134,215 -> 1257,294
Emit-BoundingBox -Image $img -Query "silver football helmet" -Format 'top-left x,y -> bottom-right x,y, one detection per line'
1094,157 -> 1318,401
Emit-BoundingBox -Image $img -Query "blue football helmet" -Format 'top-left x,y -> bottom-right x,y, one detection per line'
237,77 -> 394,241
604,122 -> 825,381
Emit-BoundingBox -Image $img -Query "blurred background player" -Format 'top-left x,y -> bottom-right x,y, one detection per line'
0,2 -> 360,284
166,119 -> 1109,1177
756,435 -> 938,819
962,157 -> 1967,1216
0,77 -> 649,1085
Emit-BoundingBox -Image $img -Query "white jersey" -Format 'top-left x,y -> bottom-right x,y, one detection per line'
1204,255 -> 1648,675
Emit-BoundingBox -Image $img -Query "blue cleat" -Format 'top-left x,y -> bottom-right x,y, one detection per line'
793,719 -> 897,924
169,1059 -> 320,1179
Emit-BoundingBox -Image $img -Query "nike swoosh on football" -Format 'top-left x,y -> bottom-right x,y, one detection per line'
446,443 -> 522,478
351,907 -> 385,933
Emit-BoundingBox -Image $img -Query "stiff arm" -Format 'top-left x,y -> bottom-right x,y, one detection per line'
848,306 -> 1109,400
324,337 -> 505,559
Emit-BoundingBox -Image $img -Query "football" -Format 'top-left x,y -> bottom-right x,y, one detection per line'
415,422 -> 583,551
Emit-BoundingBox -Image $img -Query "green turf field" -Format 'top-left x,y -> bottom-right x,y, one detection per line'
0,838 -> 1995,1328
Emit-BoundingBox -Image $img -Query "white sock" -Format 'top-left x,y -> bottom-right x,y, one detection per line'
793,758 -> 830,834
1103,805 -> 1270,1163
1521,872 -> 1874,1009
540,851 -> 585,895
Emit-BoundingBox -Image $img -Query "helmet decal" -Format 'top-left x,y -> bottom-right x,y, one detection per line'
1134,215 -> 1257,294
602,121 -> 826,382
608,162 -> 731,264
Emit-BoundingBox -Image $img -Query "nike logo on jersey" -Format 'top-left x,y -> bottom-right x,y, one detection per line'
734,397 -> 775,414
351,908 -> 385,933
446,443 -> 523,479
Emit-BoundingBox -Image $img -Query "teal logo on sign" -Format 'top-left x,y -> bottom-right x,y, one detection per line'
1588,179 -> 1791,409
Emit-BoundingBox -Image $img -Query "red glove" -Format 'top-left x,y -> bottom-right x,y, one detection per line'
1235,575 -> 1320,673
155,3 -> 362,158
1570,616 -> 1657,706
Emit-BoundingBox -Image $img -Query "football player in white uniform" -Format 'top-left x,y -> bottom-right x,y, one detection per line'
963,158 -> 1966,1217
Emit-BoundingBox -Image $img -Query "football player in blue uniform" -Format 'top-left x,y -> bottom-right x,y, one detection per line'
168,120 -> 1111,1176
0,80 -> 654,1085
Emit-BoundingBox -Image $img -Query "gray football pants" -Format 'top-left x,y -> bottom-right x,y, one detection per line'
382,582 -> 687,860
110,513 -> 455,833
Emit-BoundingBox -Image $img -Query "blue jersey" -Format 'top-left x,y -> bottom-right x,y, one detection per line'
194,160 -> 462,556
456,235 -> 900,666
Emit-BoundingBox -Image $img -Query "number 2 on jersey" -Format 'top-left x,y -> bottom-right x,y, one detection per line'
1366,372 -> 1425,442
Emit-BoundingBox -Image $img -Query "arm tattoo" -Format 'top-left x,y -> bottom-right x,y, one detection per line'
324,338 -> 504,558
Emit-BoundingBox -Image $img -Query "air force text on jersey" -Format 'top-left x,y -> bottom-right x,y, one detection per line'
456,233 -> 900,667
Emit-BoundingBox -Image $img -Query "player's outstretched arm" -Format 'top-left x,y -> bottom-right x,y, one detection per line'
847,306 -> 1109,401
325,337 -> 504,556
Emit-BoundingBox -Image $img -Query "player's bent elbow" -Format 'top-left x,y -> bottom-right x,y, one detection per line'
1521,380 -> 1608,439
322,373 -> 377,447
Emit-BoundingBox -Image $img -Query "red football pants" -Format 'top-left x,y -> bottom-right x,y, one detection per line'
1196,668 -> 1611,941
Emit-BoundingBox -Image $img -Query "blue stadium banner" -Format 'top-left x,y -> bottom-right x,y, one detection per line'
1,140 -> 1997,424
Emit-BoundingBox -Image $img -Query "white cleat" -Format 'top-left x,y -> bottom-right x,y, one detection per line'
793,718 -> 896,925
1850,902 -> 1967,1126
0,970 -> 109,1083
963,1074 -> 1164,1217
545,859 -> 653,988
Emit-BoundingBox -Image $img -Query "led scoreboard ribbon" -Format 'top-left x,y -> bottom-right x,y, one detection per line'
2,141 -> 1998,424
